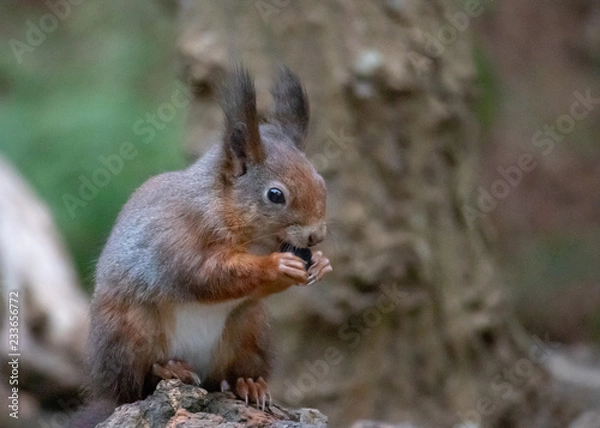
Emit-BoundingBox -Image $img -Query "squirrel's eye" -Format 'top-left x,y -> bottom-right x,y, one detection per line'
267,187 -> 286,204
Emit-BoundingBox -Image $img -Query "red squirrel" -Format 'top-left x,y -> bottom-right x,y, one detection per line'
74,66 -> 332,427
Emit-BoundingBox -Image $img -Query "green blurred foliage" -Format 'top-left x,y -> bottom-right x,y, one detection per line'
0,1 -> 186,289
507,229 -> 600,342
515,232 -> 600,292
473,45 -> 500,132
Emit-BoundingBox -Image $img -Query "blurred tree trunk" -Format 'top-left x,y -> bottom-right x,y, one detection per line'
175,0 -> 570,426
0,155 -> 89,424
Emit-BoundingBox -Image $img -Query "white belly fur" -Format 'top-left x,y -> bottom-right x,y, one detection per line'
167,299 -> 244,377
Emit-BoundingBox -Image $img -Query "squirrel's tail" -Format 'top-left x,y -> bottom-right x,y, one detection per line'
72,399 -> 116,428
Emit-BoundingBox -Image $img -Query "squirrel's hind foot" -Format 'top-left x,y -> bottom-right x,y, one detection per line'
234,376 -> 271,411
152,359 -> 201,386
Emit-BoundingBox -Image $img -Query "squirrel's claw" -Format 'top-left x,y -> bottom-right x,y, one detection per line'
235,376 -> 270,411
307,251 -> 332,284
191,373 -> 202,386
256,376 -> 270,410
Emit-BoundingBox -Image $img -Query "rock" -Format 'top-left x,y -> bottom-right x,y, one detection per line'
99,380 -> 328,428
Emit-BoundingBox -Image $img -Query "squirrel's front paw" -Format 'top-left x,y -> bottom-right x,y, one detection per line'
257,252 -> 308,297
307,251 -> 332,285
277,252 -> 309,284
152,359 -> 201,386
234,376 -> 271,410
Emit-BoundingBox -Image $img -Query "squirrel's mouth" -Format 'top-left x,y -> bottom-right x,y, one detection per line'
279,241 -> 312,270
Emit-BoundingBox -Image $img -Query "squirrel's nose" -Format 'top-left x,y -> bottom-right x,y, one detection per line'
307,229 -> 326,247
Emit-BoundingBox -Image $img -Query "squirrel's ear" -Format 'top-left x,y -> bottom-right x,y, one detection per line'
269,66 -> 310,151
220,66 -> 264,180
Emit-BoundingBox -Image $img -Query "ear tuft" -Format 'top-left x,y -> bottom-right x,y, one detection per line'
220,65 -> 263,180
269,66 -> 310,151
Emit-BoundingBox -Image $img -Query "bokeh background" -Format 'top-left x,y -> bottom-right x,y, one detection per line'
1,0 -> 599,427
474,1 -> 600,344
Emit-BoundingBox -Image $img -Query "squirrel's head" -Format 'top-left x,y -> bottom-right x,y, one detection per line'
218,66 -> 326,250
